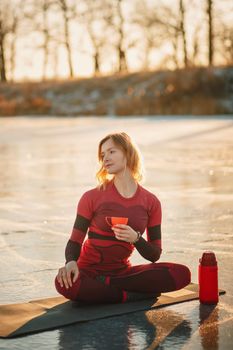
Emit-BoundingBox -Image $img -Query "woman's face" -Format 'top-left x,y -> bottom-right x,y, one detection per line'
100,138 -> 127,175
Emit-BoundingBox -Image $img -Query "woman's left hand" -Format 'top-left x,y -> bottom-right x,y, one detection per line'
112,224 -> 138,243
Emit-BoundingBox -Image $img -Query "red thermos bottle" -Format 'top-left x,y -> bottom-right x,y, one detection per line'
198,251 -> 218,304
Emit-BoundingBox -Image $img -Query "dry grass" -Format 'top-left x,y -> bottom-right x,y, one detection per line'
0,66 -> 232,116
0,95 -> 51,116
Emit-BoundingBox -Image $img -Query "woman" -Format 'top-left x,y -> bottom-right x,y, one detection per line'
55,132 -> 191,304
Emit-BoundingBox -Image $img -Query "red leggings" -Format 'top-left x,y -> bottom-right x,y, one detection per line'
55,262 -> 191,304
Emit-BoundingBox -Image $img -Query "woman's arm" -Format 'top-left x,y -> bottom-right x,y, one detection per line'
112,224 -> 161,262
65,240 -> 82,264
141,196 -> 162,262
57,192 -> 93,288
134,233 -> 161,262
65,213 -> 91,263
64,192 -> 93,263
113,196 -> 162,262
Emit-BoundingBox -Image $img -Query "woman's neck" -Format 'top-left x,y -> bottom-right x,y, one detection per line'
113,171 -> 138,198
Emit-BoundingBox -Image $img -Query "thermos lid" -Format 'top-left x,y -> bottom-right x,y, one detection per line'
200,251 -> 217,266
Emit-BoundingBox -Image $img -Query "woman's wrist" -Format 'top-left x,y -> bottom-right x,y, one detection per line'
131,231 -> 141,244
65,260 -> 76,266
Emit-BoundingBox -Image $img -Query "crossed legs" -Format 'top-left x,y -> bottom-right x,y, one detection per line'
55,262 -> 191,304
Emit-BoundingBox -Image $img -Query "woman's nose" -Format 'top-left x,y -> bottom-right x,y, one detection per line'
103,154 -> 109,162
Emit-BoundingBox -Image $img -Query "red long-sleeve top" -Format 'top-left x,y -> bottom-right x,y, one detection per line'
66,180 -> 162,274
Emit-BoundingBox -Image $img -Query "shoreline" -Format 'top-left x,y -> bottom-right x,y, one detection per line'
1,66 -> 233,117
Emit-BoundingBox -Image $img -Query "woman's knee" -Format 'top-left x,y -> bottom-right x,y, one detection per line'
169,263 -> 191,290
54,275 -> 79,301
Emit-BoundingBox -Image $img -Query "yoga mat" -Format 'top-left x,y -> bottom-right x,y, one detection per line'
0,283 -> 225,338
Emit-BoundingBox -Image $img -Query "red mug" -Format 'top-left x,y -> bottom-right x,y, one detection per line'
105,216 -> 128,226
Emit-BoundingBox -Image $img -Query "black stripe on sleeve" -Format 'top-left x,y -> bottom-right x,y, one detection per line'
147,225 -> 161,241
134,236 -> 161,262
73,214 -> 90,233
65,240 -> 81,264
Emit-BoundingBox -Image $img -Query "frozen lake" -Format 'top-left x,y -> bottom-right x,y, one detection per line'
0,116 -> 233,349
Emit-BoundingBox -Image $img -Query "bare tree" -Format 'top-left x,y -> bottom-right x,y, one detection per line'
218,23 -> 233,65
41,0 -> 53,80
0,0 -> 24,82
50,41 -> 60,78
80,0 -> 112,75
206,0 -> 214,65
0,13 -> 7,81
210,0 -> 233,66
191,24 -> 201,66
56,0 -> 76,78
179,0 -> 188,67
115,0 -> 127,72
158,6 -> 180,68
0,1 -> 16,82
88,27 -> 101,74
132,0 -> 190,70
8,13 -> 19,81
132,0 -> 165,70
160,1 -> 189,68
157,6 -> 181,69
23,0 -> 63,80
102,0 -> 129,73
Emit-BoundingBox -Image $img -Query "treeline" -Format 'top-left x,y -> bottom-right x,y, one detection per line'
0,0 -> 232,82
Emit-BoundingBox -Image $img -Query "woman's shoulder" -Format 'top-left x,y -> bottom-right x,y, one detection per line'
81,186 -> 100,198
81,182 -> 110,199
139,184 -> 161,204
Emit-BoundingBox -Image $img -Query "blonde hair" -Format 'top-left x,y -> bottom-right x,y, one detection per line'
96,132 -> 143,188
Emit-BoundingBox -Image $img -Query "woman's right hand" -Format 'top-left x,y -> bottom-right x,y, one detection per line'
56,261 -> 79,289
